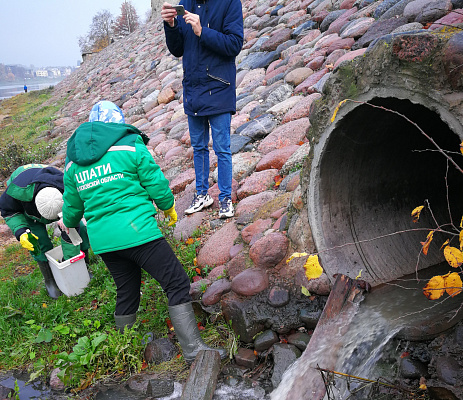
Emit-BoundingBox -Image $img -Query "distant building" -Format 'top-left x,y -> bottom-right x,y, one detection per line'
48,68 -> 61,78
36,69 -> 48,77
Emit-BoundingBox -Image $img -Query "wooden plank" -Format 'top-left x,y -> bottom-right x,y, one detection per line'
181,350 -> 222,400
271,274 -> 366,400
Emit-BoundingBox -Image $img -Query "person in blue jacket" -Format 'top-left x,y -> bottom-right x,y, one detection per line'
161,0 -> 243,218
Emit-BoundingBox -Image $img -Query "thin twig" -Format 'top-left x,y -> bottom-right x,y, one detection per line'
343,100 -> 463,175
448,301 -> 463,322
315,226 -> 457,257
444,160 -> 454,228
391,294 -> 454,321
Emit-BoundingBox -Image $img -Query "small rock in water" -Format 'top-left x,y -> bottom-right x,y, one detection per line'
146,378 -> 174,397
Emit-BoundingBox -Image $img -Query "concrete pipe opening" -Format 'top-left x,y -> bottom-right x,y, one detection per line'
308,96 -> 463,286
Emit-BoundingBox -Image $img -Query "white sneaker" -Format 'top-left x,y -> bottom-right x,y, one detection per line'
184,193 -> 214,215
219,198 -> 234,219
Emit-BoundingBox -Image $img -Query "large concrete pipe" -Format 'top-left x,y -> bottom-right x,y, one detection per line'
305,31 -> 463,287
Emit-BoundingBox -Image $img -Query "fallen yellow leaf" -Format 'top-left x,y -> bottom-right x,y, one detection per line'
411,205 -> 424,223
330,99 -> 348,123
355,269 -> 362,279
301,286 -> 311,296
423,275 -> 445,300
419,376 -> 427,390
304,255 -> 323,280
42,303 -> 48,308
443,246 -> 463,268
444,272 -> 463,297
286,252 -> 308,263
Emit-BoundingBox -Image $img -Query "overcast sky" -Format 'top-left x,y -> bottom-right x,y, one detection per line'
1,0 -> 153,68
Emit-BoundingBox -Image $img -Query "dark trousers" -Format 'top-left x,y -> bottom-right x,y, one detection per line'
100,237 -> 192,316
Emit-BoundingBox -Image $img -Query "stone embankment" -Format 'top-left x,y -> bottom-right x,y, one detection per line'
3,0 -> 463,397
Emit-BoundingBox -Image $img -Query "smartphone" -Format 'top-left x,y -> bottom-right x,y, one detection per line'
173,5 -> 185,15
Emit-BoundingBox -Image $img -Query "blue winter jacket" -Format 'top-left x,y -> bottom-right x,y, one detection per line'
164,0 -> 243,116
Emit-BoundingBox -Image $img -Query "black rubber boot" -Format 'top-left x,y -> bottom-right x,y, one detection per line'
83,249 -> 90,264
83,250 -> 93,280
37,261 -> 62,299
114,312 -> 137,333
169,302 -> 227,363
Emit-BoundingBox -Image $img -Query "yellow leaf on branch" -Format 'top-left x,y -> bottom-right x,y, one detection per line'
443,246 -> 463,268
460,230 -> 463,251
304,255 -> 323,280
286,252 -> 308,263
411,205 -> 424,223
423,275 -> 445,300
444,272 -> 463,297
330,99 -> 348,123
440,239 -> 449,250
460,141 -> 463,155
420,231 -> 434,256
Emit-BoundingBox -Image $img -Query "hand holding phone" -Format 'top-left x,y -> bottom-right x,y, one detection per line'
161,2 -> 185,27
172,5 -> 185,15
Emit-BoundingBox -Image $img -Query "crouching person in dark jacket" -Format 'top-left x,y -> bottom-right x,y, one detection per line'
62,101 -> 226,362
0,164 -> 91,298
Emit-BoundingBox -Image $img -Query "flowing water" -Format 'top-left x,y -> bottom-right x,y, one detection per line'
3,264 -> 460,399
93,381 -> 269,400
271,262 -> 463,400
0,374 -> 269,399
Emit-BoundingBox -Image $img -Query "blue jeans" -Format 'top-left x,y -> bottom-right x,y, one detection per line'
188,113 -> 232,201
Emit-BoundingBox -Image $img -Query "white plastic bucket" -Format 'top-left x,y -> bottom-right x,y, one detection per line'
45,246 -> 90,296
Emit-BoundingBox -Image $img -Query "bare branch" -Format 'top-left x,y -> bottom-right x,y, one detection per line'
342,100 -> 463,175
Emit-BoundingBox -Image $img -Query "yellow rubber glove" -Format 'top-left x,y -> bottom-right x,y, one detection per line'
20,231 -> 38,252
163,201 -> 178,227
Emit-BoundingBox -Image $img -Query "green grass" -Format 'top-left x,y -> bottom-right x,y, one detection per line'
0,244 -> 171,390
0,93 -> 236,392
0,220 -> 234,393
0,88 -> 64,179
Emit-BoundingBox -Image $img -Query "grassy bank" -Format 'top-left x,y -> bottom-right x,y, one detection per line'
0,90 -> 235,395
0,220 -> 233,394
0,88 -> 63,181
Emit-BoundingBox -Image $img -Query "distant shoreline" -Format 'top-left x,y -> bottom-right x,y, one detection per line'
0,77 -> 64,86
0,78 -> 64,100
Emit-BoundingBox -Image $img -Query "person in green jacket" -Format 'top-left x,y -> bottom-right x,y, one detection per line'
0,164 -> 91,299
62,101 -> 225,362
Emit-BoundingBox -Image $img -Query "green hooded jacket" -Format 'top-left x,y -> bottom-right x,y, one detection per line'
62,121 -> 174,254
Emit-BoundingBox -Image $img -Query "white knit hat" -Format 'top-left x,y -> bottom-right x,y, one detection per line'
35,187 -> 63,220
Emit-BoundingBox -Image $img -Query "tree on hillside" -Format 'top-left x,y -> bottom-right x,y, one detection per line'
113,1 -> 140,38
0,64 -> 8,81
78,10 -> 114,53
